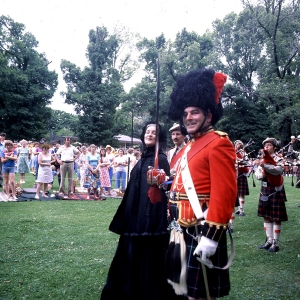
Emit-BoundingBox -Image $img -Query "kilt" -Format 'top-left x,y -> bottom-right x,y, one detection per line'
257,181 -> 288,222
237,174 -> 249,196
183,225 -> 230,299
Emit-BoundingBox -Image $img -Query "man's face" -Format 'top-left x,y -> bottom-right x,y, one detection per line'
171,130 -> 185,147
183,106 -> 212,135
0,135 -> 5,142
65,138 -> 71,146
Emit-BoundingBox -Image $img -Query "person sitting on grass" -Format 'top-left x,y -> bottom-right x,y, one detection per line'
35,144 -> 54,199
1,140 -> 18,201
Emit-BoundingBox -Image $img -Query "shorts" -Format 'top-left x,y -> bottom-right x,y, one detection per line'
2,166 -> 15,174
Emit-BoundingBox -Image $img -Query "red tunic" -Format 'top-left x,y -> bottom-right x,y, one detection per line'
171,131 -> 237,225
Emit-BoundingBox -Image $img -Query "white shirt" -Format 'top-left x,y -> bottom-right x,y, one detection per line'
167,143 -> 186,163
56,145 -> 79,162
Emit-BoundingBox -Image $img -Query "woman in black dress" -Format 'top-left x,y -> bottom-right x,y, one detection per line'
100,122 -> 183,300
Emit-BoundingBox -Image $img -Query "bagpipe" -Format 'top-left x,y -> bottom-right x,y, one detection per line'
274,148 -> 299,186
255,149 -> 284,188
236,138 -> 255,167
236,138 -> 257,186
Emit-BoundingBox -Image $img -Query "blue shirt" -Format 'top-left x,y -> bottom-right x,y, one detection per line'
1,149 -> 17,167
0,142 -> 5,156
87,153 -> 100,167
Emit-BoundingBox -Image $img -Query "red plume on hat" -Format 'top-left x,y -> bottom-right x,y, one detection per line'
213,72 -> 227,104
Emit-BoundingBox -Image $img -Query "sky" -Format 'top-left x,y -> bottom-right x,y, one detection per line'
1,0 -> 243,114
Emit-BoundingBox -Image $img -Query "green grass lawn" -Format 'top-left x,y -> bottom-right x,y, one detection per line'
0,173 -> 300,299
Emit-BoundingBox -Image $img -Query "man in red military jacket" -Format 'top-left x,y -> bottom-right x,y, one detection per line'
166,68 -> 237,300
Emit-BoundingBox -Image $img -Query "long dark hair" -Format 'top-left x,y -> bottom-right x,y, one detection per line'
140,121 -> 167,153
100,148 -> 106,163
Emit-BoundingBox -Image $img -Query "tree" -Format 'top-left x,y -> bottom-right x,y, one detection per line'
239,0 -> 300,144
44,109 -> 79,142
128,30 -> 215,147
61,25 -> 139,145
0,15 -> 58,141
211,9 -> 268,142
211,1 -> 300,145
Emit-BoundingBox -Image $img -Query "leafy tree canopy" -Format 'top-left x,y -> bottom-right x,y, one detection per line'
0,15 -> 58,141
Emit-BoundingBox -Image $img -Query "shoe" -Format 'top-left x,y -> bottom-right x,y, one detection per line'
268,240 -> 279,253
42,195 -> 49,198
239,212 -> 245,216
259,239 -> 273,250
235,209 -> 240,214
13,196 -> 18,201
35,195 -> 40,200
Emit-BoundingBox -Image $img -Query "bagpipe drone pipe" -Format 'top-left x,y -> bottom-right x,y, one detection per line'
256,149 -> 284,188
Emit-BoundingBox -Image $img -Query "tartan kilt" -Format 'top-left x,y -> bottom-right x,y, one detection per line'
183,225 -> 230,299
257,181 -> 288,222
237,175 -> 249,196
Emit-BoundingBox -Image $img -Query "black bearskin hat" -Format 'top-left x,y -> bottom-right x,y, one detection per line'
168,68 -> 227,125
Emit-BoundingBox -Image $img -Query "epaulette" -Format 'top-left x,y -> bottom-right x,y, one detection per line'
215,131 -> 229,139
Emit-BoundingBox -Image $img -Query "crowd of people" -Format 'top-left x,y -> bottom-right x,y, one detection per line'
1,66 -> 297,300
0,133 -> 142,201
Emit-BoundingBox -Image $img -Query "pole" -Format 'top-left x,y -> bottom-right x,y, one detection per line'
131,111 -> 133,148
154,52 -> 160,169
